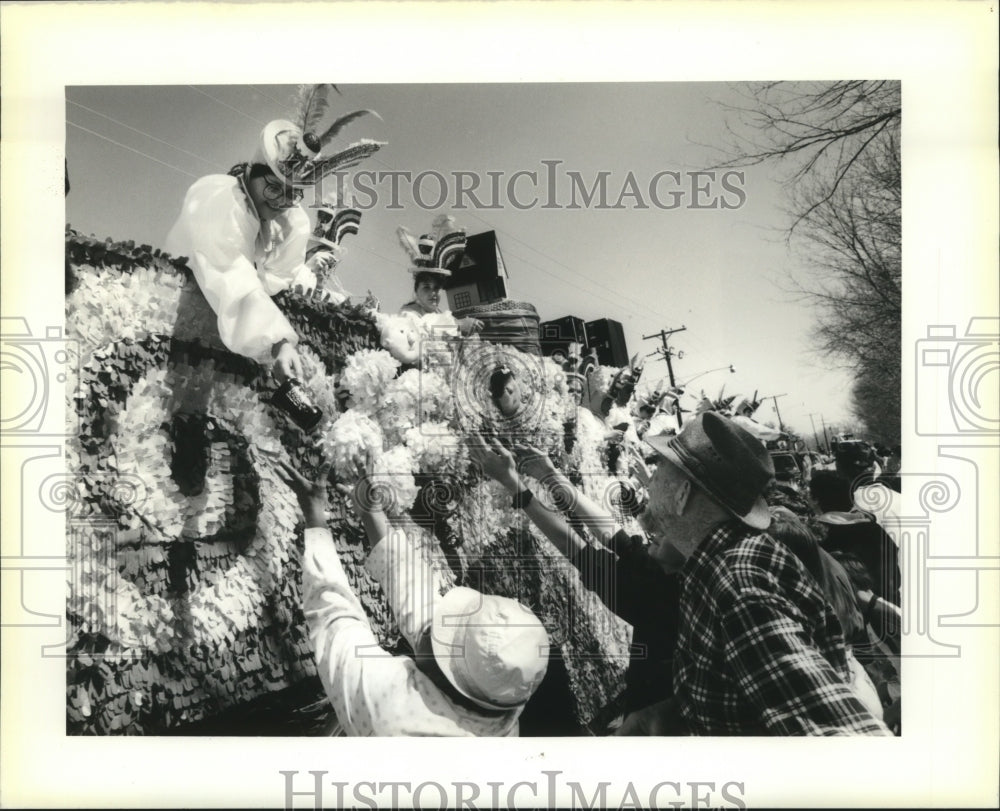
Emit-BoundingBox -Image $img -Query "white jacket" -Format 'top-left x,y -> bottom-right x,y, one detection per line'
165,174 -> 316,362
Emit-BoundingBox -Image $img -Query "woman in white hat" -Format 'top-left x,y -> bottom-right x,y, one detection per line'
277,457 -> 550,736
166,88 -> 383,383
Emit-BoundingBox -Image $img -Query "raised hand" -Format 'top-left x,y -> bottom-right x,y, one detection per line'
512,443 -> 557,481
331,451 -> 383,516
276,459 -> 331,529
306,248 -> 340,277
331,450 -> 389,547
468,435 -> 519,491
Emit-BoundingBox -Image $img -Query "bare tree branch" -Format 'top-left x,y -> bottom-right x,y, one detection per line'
709,81 -> 902,442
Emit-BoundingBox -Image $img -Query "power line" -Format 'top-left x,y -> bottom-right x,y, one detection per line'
166,96 -> 686,331
466,213 -> 682,325
642,326 -> 687,424
249,85 -> 291,109
497,246 -> 629,307
67,100 -> 224,170
362,166 -> 595,301
349,241 -> 568,316
364,153 -> 681,327
350,239 -> 570,317
67,121 -> 200,179
158,93 -> 572,312
187,86 -> 268,125
462,209 -> 671,321
352,243 -> 405,270
76,87 -> 705,344
69,90 -> 701,347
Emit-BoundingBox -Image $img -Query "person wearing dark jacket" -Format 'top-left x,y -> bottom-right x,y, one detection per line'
809,470 -> 901,604
469,438 -> 682,731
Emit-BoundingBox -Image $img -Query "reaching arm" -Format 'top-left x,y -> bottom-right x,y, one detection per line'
331,457 -> 442,651
279,458 -> 504,736
472,441 -> 666,625
470,439 -> 590,566
300,525 -> 393,735
356,501 -> 390,548
513,444 -> 622,549
275,460 -> 397,734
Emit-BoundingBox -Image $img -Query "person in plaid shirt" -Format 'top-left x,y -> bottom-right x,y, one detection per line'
640,412 -> 891,736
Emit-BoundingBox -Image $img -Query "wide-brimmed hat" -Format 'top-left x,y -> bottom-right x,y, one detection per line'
645,411 -> 774,529
430,587 -> 550,711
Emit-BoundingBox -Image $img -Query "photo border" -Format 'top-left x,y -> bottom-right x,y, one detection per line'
2,2 -> 997,808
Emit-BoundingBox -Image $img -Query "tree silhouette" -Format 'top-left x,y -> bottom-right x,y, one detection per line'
715,81 -> 901,443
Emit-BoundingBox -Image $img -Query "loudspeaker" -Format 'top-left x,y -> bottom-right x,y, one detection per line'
585,318 -> 629,367
539,315 -> 587,358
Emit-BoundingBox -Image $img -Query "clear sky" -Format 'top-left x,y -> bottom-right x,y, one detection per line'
66,82 -> 859,440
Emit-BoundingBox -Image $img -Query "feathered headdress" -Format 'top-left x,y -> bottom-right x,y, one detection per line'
608,352 -> 645,407
729,392 -> 761,417
558,342 -> 599,388
308,204 -> 362,255
397,214 -> 467,277
255,84 -> 385,187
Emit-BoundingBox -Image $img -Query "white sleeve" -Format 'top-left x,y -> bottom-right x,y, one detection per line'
365,528 -> 445,651
418,311 -> 460,339
164,175 -> 298,362
259,206 -> 314,294
301,527 -> 401,735
302,527 -> 481,736
290,264 -> 318,291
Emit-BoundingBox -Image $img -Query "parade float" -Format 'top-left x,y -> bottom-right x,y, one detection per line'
64,223 -> 639,735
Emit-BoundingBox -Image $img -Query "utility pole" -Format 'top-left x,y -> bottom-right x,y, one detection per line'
820,414 -> 831,454
643,326 -> 686,425
807,413 -> 822,452
642,326 -> 686,388
764,393 -> 787,432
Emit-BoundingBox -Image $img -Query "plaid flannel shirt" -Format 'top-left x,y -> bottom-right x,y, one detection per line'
673,520 -> 891,736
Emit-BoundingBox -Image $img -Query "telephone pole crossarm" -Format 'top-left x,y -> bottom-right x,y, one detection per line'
643,326 -> 687,425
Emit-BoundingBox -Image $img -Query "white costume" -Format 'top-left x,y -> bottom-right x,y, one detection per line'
165,92 -> 383,363
165,174 -> 316,363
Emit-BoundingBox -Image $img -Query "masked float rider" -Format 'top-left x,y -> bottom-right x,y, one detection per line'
166,113 -> 382,384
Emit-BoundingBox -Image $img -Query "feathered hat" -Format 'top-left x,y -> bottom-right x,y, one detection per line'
608,352 -> 645,407
397,214 -> 467,278
308,195 -> 363,255
558,341 -> 598,386
644,387 -> 685,414
254,84 -> 385,188
729,393 -> 761,417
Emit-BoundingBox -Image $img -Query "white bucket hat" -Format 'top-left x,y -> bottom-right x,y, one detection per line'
430,587 -> 550,711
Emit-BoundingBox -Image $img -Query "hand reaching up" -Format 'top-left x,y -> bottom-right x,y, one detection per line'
276,459 -> 331,529
468,435 -> 519,492
512,444 -> 558,481
331,451 -> 390,548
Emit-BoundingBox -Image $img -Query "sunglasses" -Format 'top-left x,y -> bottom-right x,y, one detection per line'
262,180 -> 304,206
